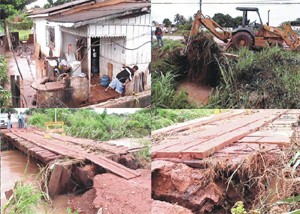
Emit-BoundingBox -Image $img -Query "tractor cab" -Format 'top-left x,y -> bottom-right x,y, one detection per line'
234,7 -> 264,37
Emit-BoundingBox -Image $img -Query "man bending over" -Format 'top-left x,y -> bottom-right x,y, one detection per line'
105,65 -> 138,95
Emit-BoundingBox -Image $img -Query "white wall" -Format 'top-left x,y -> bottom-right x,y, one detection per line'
89,13 -> 151,77
62,32 -> 77,57
99,37 -> 126,77
33,18 -> 61,57
34,18 -> 48,55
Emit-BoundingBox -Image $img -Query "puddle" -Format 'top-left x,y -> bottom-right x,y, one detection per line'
1,150 -> 70,214
177,81 -> 212,106
108,138 -> 149,148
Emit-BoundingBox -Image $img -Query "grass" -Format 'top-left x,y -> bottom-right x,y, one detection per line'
208,47 -> 300,108
134,139 -> 151,165
152,39 -> 198,108
13,29 -> 31,41
151,71 -> 196,109
153,31 -> 300,109
28,109 -> 152,141
151,109 -> 215,130
2,182 -> 44,214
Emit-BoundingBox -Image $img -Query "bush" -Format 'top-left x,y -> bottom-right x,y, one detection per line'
28,109 -> 152,141
151,109 -> 214,130
208,47 -> 300,109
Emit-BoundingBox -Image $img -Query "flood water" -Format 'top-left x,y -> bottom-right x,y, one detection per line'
1,150 -> 70,214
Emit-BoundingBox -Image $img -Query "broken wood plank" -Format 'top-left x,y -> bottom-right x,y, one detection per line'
88,154 -> 140,180
6,130 -> 140,180
48,164 -> 64,198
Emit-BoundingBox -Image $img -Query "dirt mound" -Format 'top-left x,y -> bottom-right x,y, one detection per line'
92,170 -> 151,214
152,200 -> 193,214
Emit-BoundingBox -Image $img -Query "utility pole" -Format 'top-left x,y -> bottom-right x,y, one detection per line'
200,0 -> 202,12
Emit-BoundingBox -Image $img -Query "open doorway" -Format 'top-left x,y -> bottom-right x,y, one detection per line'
91,37 -> 100,75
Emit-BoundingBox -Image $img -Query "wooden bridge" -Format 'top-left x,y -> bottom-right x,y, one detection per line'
152,110 -> 300,161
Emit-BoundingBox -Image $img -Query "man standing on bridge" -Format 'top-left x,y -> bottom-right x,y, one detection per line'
18,112 -> 24,128
7,112 -> 11,130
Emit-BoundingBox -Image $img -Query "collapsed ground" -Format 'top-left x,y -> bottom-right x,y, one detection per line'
151,110 -> 300,213
151,33 -> 300,109
1,109 -> 152,214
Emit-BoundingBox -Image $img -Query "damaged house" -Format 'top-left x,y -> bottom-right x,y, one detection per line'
29,0 -> 151,107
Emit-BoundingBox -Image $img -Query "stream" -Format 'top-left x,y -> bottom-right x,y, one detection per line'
1,150 -> 71,214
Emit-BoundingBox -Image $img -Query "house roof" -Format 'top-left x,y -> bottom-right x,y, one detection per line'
47,2 -> 150,27
29,0 -> 94,16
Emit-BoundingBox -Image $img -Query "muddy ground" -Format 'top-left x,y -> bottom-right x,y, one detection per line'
69,169 -> 151,214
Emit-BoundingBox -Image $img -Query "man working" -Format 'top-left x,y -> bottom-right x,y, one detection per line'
105,65 -> 138,95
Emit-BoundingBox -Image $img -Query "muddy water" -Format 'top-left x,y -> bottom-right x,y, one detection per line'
1,150 -> 70,214
177,81 -> 212,106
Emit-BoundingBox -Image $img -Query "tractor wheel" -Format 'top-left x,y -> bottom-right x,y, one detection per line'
232,32 -> 253,49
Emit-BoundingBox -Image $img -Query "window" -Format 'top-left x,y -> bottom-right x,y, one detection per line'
46,26 -> 55,48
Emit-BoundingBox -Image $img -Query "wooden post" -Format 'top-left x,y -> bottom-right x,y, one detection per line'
10,75 -> 16,107
108,63 -> 113,80
10,75 -> 20,107
87,37 -> 91,100
16,76 -> 20,107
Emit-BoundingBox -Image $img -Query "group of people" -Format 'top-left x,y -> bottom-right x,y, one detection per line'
7,112 -> 26,130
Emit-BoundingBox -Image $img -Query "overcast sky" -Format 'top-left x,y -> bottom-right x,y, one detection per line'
152,0 -> 300,26
27,0 -> 300,26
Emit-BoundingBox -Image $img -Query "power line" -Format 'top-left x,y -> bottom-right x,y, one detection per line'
152,2 -> 300,4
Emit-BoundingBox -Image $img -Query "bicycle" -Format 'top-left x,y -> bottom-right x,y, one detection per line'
15,41 -> 33,56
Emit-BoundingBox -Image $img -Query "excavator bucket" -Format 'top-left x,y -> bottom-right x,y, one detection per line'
282,23 -> 300,50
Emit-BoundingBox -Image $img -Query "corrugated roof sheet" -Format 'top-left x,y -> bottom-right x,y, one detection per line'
30,0 -> 94,15
47,2 -> 150,25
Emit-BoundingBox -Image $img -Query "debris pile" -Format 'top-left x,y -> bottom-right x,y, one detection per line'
152,146 -> 300,213
186,32 -> 221,86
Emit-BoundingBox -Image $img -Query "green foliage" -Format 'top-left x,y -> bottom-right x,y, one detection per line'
152,39 -> 196,108
151,109 -> 214,130
208,47 -> 300,108
7,12 -> 33,31
2,182 -> 43,214
0,56 -> 8,85
163,18 -> 172,28
0,86 -> 11,107
134,139 -> 151,162
290,151 -> 300,171
66,207 -> 80,214
213,13 -> 243,28
152,71 -> 195,109
273,195 -> 300,206
231,201 -> 247,214
0,0 -> 36,20
0,108 -> 18,113
44,0 -> 73,9
0,56 -> 11,107
28,109 -> 151,141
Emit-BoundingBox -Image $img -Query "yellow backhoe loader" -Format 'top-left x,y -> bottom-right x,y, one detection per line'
188,7 -> 300,51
